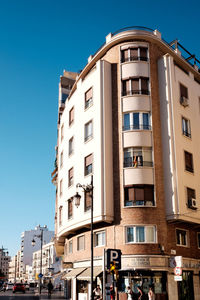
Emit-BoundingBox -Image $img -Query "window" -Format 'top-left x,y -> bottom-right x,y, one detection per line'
85,120 -> 93,142
68,137 -> 74,156
69,107 -> 74,126
77,235 -> 85,251
182,117 -> 191,138
124,147 -> 153,168
176,229 -> 187,246
59,206 -> 63,226
94,231 -> 105,247
60,151 -> 63,168
85,87 -> 93,109
121,47 -> 148,63
180,83 -> 189,106
68,167 -> 74,187
197,233 -> 200,248
69,240 -> 73,253
84,190 -> 91,211
85,154 -> 93,176
122,77 -> 149,96
60,179 -> 63,197
126,226 -> 156,243
184,151 -> 194,173
61,124 -> 64,141
68,199 -> 73,219
123,112 -> 151,131
187,187 -> 196,209
124,185 -> 154,206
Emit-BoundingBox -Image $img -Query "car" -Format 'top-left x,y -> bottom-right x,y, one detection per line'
24,283 -> 30,290
6,283 -> 14,290
13,283 -> 25,293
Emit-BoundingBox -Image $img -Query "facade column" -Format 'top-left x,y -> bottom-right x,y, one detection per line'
167,273 -> 178,300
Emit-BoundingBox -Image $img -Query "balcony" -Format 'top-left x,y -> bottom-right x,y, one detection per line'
121,56 -> 148,63
122,89 -> 149,96
123,124 -> 151,131
124,157 -> 153,168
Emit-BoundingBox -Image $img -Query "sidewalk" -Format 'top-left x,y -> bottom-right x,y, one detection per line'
35,290 -> 64,299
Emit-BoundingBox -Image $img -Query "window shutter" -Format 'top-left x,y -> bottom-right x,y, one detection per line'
141,78 -> 148,91
130,48 -> 138,59
140,47 -> 147,59
135,188 -> 144,201
85,88 -> 93,101
128,187 -> 135,201
85,190 -> 91,210
144,186 -> 154,201
85,154 -> 93,166
131,78 -> 139,91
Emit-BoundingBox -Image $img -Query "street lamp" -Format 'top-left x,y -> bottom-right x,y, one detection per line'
31,225 -> 45,294
74,175 -> 94,300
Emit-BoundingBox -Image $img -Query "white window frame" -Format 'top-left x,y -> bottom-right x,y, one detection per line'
123,112 -> 151,131
84,120 -> 93,142
125,225 -> 156,244
94,230 -> 106,247
68,137 -> 74,156
182,116 -> 191,138
176,228 -> 188,247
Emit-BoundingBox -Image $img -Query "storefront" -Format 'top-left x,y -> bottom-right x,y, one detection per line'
118,270 -> 167,300
177,271 -> 194,300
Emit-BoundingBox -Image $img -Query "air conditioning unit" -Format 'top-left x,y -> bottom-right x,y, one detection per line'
180,96 -> 189,107
188,198 -> 197,209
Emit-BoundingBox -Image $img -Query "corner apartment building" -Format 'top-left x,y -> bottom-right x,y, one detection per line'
52,27 -> 200,300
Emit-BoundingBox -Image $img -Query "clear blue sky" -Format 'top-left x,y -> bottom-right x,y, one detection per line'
0,0 -> 199,257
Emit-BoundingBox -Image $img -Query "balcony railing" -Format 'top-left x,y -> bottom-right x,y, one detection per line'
123,124 -> 151,131
121,56 -> 148,63
124,157 -> 153,168
183,130 -> 191,138
85,133 -> 93,142
125,200 -> 154,207
122,89 -> 149,96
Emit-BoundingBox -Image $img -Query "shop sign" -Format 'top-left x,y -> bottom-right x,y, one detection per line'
129,257 -> 150,267
174,275 -> 182,281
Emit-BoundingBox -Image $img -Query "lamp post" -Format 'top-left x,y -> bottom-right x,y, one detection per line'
31,226 -> 45,294
74,175 -> 94,300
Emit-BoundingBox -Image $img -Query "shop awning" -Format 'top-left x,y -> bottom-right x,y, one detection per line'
77,266 -> 102,281
62,267 -> 86,280
53,271 -> 65,279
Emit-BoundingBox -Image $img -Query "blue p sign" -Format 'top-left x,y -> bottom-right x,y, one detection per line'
106,249 -> 121,270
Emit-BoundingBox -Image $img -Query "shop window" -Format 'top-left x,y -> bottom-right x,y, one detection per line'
85,120 -> 93,142
69,106 -> 74,126
176,229 -> 188,246
68,137 -> 74,156
77,235 -> 85,251
182,117 -> 191,138
122,77 -> 149,96
84,190 -> 91,211
85,153 -> 93,176
94,231 -> 105,247
68,167 -> 74,187
126,225 -> 156,243
184,151 -> 194,173
68,198 -> 73,219
123,112 -> 151,131
124,147 -> 153,168
124,185 -> 154,207
69,240 -> 73,254
85,87 -> 93,109
178,271 -> 194,300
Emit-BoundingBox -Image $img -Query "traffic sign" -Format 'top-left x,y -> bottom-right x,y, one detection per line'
38,273 -> 43,278
174,267 -> 182,276
174,275 -> 182,281
106,248 -> 121,270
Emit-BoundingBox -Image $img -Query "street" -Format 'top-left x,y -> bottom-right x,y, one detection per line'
0,289 -> 64,299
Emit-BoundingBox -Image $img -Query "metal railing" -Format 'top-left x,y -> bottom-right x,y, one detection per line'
124,157 -> 153,168
123,124 -> 151,131
125,200 -> 154,207
122,89 -> 150,96
121,56 -> 148,63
